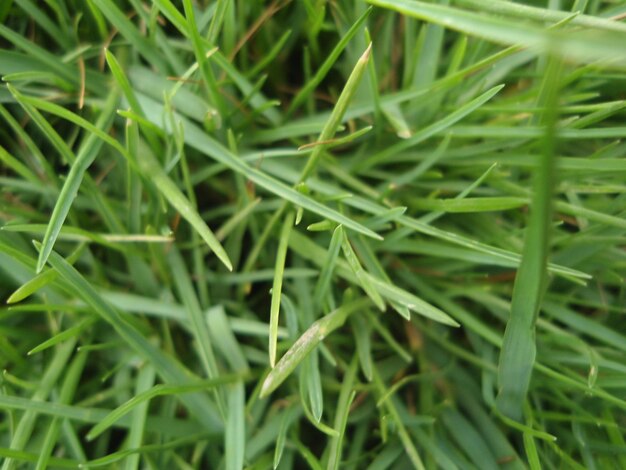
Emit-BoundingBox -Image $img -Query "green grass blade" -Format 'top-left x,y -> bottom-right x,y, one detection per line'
45,249 -> 224,431
411,197 -> 527,213
136,95 -> 382,240
367,0 -> 626,66
260,298 -> 370,398
312,225 -> 344,310
496,56 -> 562,421
137,140 -> 232,270
327,356 -> 358,470
364,272 -> 459,326
225,382 -> 245,470
34,351 -> 87,470
286,8 -> 372,117
168,247 -> 223,387
86,376 -> 239,440
341,231 -> 386,312
273,405 -> 295,469
9,89 -> 120,273
358,84 -> 504,171
1,340 -> 76,470
299,42 -> 372,181
456,0 -> 626,33
269,211 -> 295,367
90,0 -> 168,71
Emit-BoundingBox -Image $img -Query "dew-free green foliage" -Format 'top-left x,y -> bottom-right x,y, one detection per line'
1,0 -> 625,468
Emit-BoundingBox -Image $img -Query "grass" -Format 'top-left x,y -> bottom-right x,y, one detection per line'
0,0 -> 625,468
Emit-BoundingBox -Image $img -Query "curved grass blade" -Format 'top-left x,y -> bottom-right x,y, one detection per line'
273,406 -> 293,469
122,364 -> 155,470
87,375 -> 239,440
1,340 -> 76,470
260,298 -> 370,398
372,365 -> 425,470
168,247 -> 224,394
34,351 -> 87,470
28,317 -> 97,356
182,0 -> 224,119
7,242 -> 85,304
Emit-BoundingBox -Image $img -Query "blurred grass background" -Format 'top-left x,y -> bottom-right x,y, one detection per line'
0,0 -> 625,468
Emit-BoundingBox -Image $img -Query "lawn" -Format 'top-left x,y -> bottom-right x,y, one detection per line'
1,0 -> 625,468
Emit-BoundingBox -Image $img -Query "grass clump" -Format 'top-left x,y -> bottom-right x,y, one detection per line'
1,0 -> 625,468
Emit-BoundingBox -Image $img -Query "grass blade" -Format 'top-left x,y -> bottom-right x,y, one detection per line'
358,84 -> 504,171
86,376 -> 239,440
286,8 -> 372,117
496,56 -> 562,421
45,248 -> 224,431
137,140 -> 233,271
367,0 -> 626,66
260,298 -> 370,398
225,382 -> 245,470
269,211 -> 295,367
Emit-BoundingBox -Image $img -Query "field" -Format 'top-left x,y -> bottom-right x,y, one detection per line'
1,0 -> 626,468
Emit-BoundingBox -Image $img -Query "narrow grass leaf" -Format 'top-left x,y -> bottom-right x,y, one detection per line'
168,247 -> 223,385
34,351 -> 87,470
327,356 -> 358,470
299,42 -> 372,181
7,242 -> 85,304
456,0 -> 626,34
225,382 -> 245,470
124,364 -> 156,470
138,140 -> 232,270
28,317 -> 97,355
312,225 -> 344,310
341,231 -> 386,311
366,0 -> 626,66
273,405 -> 295,469
45,249 -> 224,430
351,315 -> 373,381
6,87 -> 120,273
305,350 -> 324,422
286,8 -> 372,117
260,298 -> 370,398
372,365 -> 425,470
269,211 -> 295,367
358,84 -> 504,171
497,56 -> 562,421
137,94 -> 381,240
364,272 -> 459,326
207,306 -> 250,373
86,376 -> 239,440
412,197 -> 527,213
91,0 -> 168,71
2,340 -> 76,470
